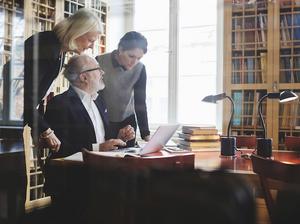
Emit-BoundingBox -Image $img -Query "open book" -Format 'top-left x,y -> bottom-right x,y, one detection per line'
63,151 -> 140,161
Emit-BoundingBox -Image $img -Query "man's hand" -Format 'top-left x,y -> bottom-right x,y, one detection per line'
99,139 -> 126,151
117,125 -> 135,142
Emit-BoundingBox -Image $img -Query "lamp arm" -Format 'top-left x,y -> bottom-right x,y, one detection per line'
225,96 -> 234,137
258,94 -> 268,139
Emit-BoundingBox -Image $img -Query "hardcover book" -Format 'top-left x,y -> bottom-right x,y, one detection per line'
179,140 -> 220,148
178,144 -> 220,151
181,126 -> 218,135
178,133 -> 220,141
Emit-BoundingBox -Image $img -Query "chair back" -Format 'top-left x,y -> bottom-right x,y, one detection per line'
251,154 -> 300,224
285,136 -> 300,151
236,135 -> 256,149
23,92 -> 55,210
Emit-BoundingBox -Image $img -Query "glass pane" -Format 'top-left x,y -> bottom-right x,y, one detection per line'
9,8 -> 24,121
0,78 -> 3,120
0,9 -> 4,120
10,79 -> 23,120
134,0 -> 169,124
178,0 -> 217,125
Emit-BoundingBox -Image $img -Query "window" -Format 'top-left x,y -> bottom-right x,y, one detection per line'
0,3 -> 24,126
134,0 -> 169,125
134,0 -> 219,127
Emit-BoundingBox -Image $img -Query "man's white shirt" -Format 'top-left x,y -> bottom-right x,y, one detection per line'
73,86 -> 105,151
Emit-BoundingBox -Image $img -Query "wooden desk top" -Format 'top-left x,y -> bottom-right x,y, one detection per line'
194,149 -> 300,174
51,149 -> 300,175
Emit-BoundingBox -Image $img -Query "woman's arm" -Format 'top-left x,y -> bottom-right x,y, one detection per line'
134,65 -> 150,139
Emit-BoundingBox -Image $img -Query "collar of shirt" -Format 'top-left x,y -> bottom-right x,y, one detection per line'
72,86 -> 98,102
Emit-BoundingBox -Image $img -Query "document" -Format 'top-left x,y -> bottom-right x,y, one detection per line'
64,152 -> 83,161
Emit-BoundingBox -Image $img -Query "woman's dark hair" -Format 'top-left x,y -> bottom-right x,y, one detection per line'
118,31 -> 148,54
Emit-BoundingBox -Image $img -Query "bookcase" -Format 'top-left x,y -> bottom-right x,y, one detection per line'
224,0 -> 300,150
18,0 -> 109,210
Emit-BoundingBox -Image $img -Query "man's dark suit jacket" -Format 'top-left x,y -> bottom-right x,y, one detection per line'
44,86 -> 113,158
24,31 -> 65,136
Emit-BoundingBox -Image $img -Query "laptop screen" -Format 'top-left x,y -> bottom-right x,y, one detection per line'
140,124 -> 180,155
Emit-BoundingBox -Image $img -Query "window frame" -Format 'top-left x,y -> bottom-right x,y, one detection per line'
132,0 -> 224,130
0,3 -> 24,127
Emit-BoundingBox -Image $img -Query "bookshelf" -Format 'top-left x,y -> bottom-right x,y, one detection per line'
224,0 -> 300,150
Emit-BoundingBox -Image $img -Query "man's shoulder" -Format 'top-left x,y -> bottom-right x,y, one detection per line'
48,89 -> 74,105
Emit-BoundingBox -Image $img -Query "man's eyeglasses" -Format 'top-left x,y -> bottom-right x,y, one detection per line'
80,67 -> 104,75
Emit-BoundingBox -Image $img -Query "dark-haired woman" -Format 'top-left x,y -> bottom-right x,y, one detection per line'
96,31 -> 150,147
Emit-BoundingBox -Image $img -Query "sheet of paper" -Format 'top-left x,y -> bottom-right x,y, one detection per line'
92,151 -> 140,158
64,152 -> 83,161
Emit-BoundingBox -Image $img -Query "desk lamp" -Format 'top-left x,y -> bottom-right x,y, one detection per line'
202,93 -> 236,157
257,90 -> 298,157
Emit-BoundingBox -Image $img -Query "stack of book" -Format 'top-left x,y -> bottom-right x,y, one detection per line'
178,126 -> 220,151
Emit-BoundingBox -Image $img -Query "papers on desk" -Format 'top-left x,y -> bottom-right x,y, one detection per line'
90,150 -> 141,158
64,152 -> 83,161
63,151 -> 140,161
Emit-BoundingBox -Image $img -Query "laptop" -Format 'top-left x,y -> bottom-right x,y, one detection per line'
115,124 -> 180,156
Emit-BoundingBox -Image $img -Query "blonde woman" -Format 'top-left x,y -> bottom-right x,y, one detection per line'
24,8 -> 102,151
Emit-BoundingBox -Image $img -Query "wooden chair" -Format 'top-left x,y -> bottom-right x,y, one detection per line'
284,136 -> 300,151
82,149 -> 195,224
235,135 -> 257,149
251,154 -> 300,224
23,92 -> 55,211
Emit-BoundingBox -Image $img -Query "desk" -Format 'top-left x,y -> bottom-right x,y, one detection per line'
46,149 -> 300,224
49,149 -> 300,173
195,149 -> 300,171
47,149 -> 300,198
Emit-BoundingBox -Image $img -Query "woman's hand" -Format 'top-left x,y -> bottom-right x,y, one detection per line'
142,135 -> 150,142
117,125 -> 135,142
45,133 -> 61,152
99,139 -> 126,151
39,129 -> 61,152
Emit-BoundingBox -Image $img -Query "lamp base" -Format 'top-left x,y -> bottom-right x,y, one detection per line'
220,137 -> 236,157
256,138 -> 272,157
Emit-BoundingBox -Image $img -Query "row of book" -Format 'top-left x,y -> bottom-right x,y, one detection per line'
232,90 -> 266,127
280,56 -> 300,83
233,0 -> 268,11
232,13 -> 267,50
232,52 -> 267,84
280,14 -> 300,45
178,126 -> 220,151
229,90 -> 300,129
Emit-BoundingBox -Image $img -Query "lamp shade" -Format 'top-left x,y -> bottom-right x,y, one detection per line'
279,90 -> 298,103
202,93 -> 227,104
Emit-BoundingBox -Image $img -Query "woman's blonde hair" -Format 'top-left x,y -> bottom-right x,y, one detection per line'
53,8 -> 102,51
